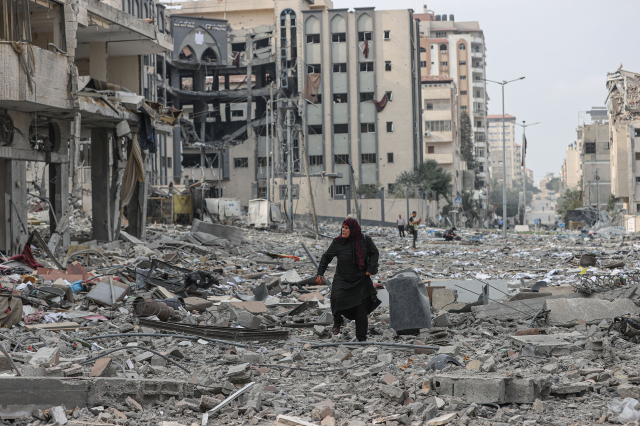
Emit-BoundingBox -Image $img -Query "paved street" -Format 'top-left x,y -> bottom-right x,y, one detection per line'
525,189 -> 558,226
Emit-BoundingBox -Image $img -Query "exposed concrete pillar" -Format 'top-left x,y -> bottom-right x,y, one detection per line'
172,125 -> 181,184
91,129 -> 113,241
89,42 -> 108,81
127,147 -> 148,240
0,160 -> 28,255
49,162 -> 70,247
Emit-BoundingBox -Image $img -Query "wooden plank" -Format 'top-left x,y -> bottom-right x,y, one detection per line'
24,321 -> 80,330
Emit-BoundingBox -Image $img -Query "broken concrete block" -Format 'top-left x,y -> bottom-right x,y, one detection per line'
125,396 -> 143,412
377,353 -> 393,364
226,362 -> 252,383
229,308 -> 262,329
63,364 -> 83,377
432,313 -> 452,327
617,384 -> 640,400
509,331 -> 583,356
426,412 -> 457,425
45,366 -> 64,377
332,345 -> 353,362
275,415 -> 318,426
481,356 -> 497,373
466,360 -> 481,371
550,382 -> 591,395
432,288 -> 455,311
432,374 -> 535,404
0,355 -> 13,371
380,384 -> 408,403
544,298 -> 640,326
533,399 -> 544,412
386,270 -> 431,333
50,406 -> 68,425
437,345 -> 460,357
29,347 -> 59,366
90,358 -> 112,377
472,298 -> 547,321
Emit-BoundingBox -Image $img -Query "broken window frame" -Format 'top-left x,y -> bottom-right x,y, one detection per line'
358,31 -> 372,42
233,157 -> 249,168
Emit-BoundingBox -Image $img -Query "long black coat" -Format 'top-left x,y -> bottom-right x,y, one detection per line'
317,235 -> 380,314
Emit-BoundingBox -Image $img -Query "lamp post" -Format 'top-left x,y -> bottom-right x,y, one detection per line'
480,77 -> 525,238
515,120 -> 541,225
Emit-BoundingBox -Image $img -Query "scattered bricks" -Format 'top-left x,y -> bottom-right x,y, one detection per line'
426,412 -> 457,425
513,328 -> 542,336
45,366 -> 64,377
90,358 -> 112,377
64,364 -> 84,377
466,360 -> 481,371
29,347 -> 60,366
380,384 -> 408,403
125,397 -> 143,412
437,345 -> 460,357
49,406 -> 68,425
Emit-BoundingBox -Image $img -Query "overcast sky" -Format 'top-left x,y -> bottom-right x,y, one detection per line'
333,0 -> 640,182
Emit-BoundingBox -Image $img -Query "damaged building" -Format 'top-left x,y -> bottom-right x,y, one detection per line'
0,0 -> 177,255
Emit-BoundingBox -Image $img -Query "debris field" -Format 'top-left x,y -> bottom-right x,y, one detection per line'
3,221 -> 640,426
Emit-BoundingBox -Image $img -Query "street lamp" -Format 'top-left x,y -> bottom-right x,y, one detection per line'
515,120 -> 541,226
479,77 -> 525,238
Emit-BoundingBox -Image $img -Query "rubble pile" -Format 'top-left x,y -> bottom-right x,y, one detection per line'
3,222 -> 640,425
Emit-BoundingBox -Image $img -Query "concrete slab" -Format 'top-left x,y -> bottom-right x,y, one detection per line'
545,298 -> 640,325
430,280 -> 509,303
508,332 -> 582,355
431,374 -> 535,404
472,298 -> 546,321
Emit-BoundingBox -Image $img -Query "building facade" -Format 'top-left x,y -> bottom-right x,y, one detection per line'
581,123 -> 611,209
562,142 -> 581,190
421,76 -> 462,197
414,9 -> 489,188
487,114 -> 517,188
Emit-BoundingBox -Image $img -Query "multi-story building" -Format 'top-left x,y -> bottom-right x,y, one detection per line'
164,0 -> 425,224
581,123 -> 611,209
562,142 -> 581,190
607,69 -> 640,215
421,76 -> 462,197
487,114 -> 517,188
0,0 -> 173,253
414,9 -> 489,188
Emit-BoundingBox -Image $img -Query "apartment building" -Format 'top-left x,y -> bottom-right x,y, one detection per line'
421,76 -> 462,196
487,114 -> 517,189
562,142 -> 581,190
581,123 -> 611,209
164,0 -> 424,224
607,69 -> 640,214
414,9 -> 489,188
0,0 -> 173,253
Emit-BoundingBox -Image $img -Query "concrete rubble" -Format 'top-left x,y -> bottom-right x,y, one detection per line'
4,220 -> 640,425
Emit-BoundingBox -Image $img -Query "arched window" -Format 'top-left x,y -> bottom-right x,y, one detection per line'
459,44 -> 466,50
179,45 -> 195,61
133,0 -> 139,18
419,47 -> 427,52
280,9 -> 296,27
440,44 -> 447,51
143,3 -> 148,19
202,48 -> 218,63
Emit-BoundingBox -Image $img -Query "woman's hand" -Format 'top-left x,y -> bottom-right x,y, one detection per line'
316,275 -> 323,285
366,272 -> 371,276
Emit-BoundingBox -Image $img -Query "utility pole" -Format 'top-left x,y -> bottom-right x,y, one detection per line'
596,168 -> 601,212
515,120 -> 541,226
298,127 -> 318,234
286,109 -> 293,232
266,84 -> 272,201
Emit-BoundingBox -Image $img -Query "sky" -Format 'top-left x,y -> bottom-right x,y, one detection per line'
333,0 -> 640,183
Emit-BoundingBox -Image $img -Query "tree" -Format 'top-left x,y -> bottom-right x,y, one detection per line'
606,193 -> 620,214
356,181 -> 382,199
557,188 -> 583,221
460,111 -> 477,170
393,160 -> 452,203
461,190 -> 481,222
489,179 -> 532,218
546,177 -> 560,192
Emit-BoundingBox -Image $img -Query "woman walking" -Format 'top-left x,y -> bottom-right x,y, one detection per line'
315,218 -> 381,341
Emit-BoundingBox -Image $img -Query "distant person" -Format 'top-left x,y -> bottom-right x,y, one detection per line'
498,218 -> 503,228
396,214 -> 406,238
409,211 -> 422,249
444,226 -> 460,241
542,206 -> 545,212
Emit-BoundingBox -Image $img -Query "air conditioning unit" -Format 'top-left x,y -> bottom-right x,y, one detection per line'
425,131 -> 431,137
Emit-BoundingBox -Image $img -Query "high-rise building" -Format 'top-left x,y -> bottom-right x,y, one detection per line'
487,114 -> 517,188
414,9 -> 488,188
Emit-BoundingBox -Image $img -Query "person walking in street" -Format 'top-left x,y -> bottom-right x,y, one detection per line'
396,214 -> 406,238
315,218 -> 381,341
409,211 -> 422,249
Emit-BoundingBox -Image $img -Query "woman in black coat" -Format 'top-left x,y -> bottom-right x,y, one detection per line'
315,218 -> 381,341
